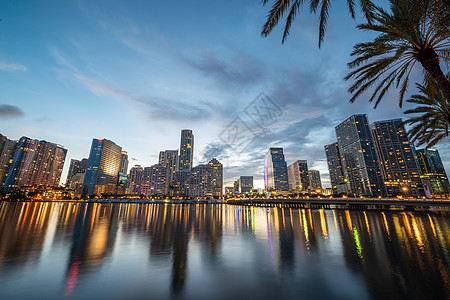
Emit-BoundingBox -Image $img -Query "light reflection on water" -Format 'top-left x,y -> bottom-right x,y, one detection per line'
0,202 -> 449,299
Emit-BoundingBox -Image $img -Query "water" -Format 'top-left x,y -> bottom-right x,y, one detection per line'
0,202 -> 449,299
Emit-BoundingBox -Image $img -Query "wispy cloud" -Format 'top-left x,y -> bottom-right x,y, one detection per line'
0,104 -> 24,119
0,61 -> 27,72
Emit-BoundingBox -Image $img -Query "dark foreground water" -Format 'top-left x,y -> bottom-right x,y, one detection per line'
0,202 -> 449,299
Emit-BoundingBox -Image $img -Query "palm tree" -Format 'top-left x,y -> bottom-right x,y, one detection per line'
261,0 -> 376,47
345,0 -> 450,108
403,77 -> 450,147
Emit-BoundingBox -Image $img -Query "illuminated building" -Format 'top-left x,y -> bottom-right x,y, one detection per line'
189,164 -> 212,198
208,158 -> 223,198
308,169 -> 322,191
234,179 -> 240,194
179,129 -> 194,170
416,149 -> 450,196
141,164 -> 167,196
239,176 -> 253,194
82,138 -> 122,196
225,186 -> 234,196
287,160 -> 309,191
66,158 -> 88,188
335,115 -> 386,196
159,150 -> 179,193
370,119 -> 423,197
119,151 -> 129,174
3,136 -> 67,192
173,169 -> 191,197
264,148 -> 289,191
0,134 -> 17,187
127,165 -> 143,195
324,143 -> 347,194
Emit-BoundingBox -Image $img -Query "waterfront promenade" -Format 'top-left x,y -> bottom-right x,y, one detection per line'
227,197 -> 450,210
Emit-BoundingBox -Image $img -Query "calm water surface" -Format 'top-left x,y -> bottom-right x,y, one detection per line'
0,202 -> 449,299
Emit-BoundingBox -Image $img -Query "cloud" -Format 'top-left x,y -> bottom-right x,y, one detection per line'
0,104 -> 24,119
0,61 -> 27,72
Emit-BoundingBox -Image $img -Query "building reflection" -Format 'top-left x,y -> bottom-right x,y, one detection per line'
0,202 -> 449,298
0,202 -> 54,269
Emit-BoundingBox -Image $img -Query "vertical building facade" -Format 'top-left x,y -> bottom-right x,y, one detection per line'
66,158 -> 88,188
416,149 -> 450,196
370,119 -> 423,197
4,137 -> 67,192
264,148 -> 289,191
335,115 -> 386,196
119,151 -> 129,174
234,179 -> 240,195
179,129 -> 194,171
173,169 -> 191,197
141,165 -> 167,196
82,139 -> 122,196
208,158 -> 223,198
189,164 -> 212,198
239,176 -> 253,194
0,134 -> 17,187
308,169 -> 322,191
324,143 -> 346,193
159,150 -> 179,193
127,165 -> 143,195
287,160 -> 309,191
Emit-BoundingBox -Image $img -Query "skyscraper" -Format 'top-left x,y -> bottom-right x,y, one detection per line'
234,179 -> 240,195
82,139 -> 122,196
416,149 -> 450,196
287,160 -> 309,191
324,143 -> 346,194
119,151 -> 129,174
179,129 -> 194,171
370,119 -> 423,197
308,169 -> 322,191
3,137 -> 67,192
66,158 -> 88,188
159,150 -> 179,192
0,134 -> 17,187
208,158 -> 223,198
189,164 -> 212,198
173,169 -> 191,197
239,176 -> 253,193
264,148 -> 289,191
335,114 -> 386,196
141,165 -> 167,196
127,165 -> 143,195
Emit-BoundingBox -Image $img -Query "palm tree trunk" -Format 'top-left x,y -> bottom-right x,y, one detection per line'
416,47 -> 450,102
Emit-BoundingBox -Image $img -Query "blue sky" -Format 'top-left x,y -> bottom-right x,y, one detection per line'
1,0 -> 449,188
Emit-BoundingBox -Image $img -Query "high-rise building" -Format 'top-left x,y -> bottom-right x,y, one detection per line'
225,186 -> 234,196
82,139 -> 122,196
416,149 -> 450,196
0,134 -> 17,187
234,179 -> 240,194
335,115 -> 386,196
119,151 -> 129,174
208,158 -> 223,198
66,158 -> 88,188
239,176 -> 253,194
127,165 -> 143,195
308,169 -> 322,191
189,164 -> 212,198
173,169 -> 191,197
324,143 -> 346,194
141,165 -> 167,196
264,148 -> 289,191
159,150 -> 179,192
179,129 -> 194,170
370,119 -> 423,197
3,137 -> 67,192
287,160 -> 309,191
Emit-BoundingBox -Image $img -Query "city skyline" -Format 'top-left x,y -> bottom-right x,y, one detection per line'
1,1 -> 449,190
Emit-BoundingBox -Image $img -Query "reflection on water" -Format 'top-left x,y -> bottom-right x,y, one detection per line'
0,202 -> 449,299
